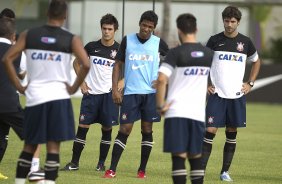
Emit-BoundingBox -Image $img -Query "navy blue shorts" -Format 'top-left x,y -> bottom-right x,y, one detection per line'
163,118 -> 205,155
79,92 -> 119,127
120,94 -> 161,124
24,99 -> 75,144
206,93 -> 246,128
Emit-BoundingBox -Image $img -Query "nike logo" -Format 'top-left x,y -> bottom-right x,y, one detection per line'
218,43 -> 225,46
152,117 -> 158,120
132,64 -> 145,70
252,74 -> 282,91
94,50 -> 100,52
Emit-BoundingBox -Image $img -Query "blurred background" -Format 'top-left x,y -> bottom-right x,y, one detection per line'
1,0 -> 282,103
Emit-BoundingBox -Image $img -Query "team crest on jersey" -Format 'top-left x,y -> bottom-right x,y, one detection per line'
236,42 -> 244,52
110,50 -> 117,59
80,114 -> 85,121
41,37 -> 56,44
207,116 -> 214,124
121,113 -> 127,120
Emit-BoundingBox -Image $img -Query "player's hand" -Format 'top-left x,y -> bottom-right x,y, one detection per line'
112,89 -> 123,105
65,83 -> 77,95
241,83 -> 252,95
80,82 -> 91,95
207,85 -> 215,95
151,80 -> 157,89
117,79 -> 124,92
157,102 -> 173,116
17,84 -> 27,94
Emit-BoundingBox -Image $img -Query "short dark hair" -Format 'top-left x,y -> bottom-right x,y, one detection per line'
100,14 -> 119,31
0,17 -> 15,38
0,8 -> 16,19
222,6 -> 242,22
139,10 -> 158,28
176,13 -> 197,34
47,0 -> 67,20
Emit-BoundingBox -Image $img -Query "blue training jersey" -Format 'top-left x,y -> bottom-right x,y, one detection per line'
124,33 -> 160,95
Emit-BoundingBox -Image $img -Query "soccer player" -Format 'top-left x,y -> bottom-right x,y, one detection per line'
2,0 -> 90,184
156,13 -> 213,184
201,6 -> 261,182
103,10 -> 169,179
0,15 -> 24,181
61,13 -> 121,172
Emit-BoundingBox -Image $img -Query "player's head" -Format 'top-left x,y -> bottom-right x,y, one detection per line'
176,13 -> 197,35
0,17 -> 16,40
222,6 -> 242,22
222,6 -> 241,35
138,10 -> 158,39
47,0 -> 67,20
100,14 -> 118,42
139,10 -> 158,28
0,8 -> 16,19
100,14 -> 119,31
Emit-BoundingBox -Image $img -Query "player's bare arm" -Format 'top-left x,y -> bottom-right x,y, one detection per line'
112,59 -> 123,105
156,72 -> 171,115
67,35 -> 90,95
2,31 -> 27,94
73,58 -> 91,94
242,58 -> 261,95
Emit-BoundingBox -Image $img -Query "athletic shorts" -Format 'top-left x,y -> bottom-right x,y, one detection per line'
0,110 -> 24,140
163,118 -> 205,155
206,93 -> 246,128
79,92 -> 119,127
120,94 -> 161,124
24,99 -> 75,144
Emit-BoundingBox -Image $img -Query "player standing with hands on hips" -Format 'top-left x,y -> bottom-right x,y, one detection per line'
3,0 -> 90,183
156,13 -> 213,184
201,5 -> 261,182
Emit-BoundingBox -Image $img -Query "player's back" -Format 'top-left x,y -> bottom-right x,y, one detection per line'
24,25 -> 74,107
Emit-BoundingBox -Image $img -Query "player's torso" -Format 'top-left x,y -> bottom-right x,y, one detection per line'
85,40 -> 119,94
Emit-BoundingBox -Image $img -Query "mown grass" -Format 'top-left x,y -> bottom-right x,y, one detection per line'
1,98 -> 281,184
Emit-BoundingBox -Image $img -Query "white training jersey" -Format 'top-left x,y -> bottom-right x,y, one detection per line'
207,32 -> 259,99
24,25 -> 74,107
83,40 -> 119,94
159,43 -> 213,122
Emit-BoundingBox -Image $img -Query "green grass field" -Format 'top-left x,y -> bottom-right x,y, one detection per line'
1,98 -> 282,184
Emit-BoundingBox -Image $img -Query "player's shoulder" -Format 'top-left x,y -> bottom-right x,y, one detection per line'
236,33 -> 252,42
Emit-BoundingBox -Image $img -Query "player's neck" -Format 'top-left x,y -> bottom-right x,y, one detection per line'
181,35 -> 197,44
101,39 -> 115,47
224,30 -> 238,38
47,19 -> 64,27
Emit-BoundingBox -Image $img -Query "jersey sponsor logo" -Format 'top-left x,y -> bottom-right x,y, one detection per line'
184,68 -> 209,76
132,64 -> 145,70
110,50 -> 117,59
92,58 -> 114,67
237,42 -> 244,52
191,51 -> 204,58
128,54 -> 154,61
31,52 -> 62,62
218,54 -> 243,62
41,37 -> 56,44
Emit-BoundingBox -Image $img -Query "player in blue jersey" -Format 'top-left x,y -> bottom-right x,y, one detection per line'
61,13 -> 122,172
103,10 -> 169,179
156,13 -> 213,184
3,0 -> 90,183
201,6 -> 261,182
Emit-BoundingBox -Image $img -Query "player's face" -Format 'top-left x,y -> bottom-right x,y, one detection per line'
223,17 -> 239,36
101,24 -> 115,42
139,20 -> 155,39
